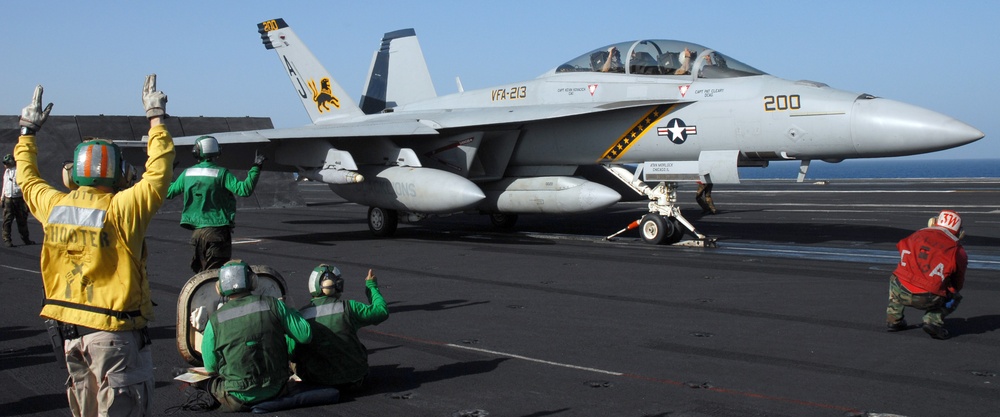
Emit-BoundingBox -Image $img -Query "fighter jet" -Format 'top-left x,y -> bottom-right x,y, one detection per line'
182,18 -> 983,246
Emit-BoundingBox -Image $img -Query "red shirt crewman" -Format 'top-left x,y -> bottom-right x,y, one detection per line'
886,209 -> 967,340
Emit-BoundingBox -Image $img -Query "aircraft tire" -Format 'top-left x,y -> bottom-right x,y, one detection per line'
640,214 -> 673,245
368,207 -> 399,237
176,265 -> 289,365
665,218 -> 685,244
489,213 -> 518,230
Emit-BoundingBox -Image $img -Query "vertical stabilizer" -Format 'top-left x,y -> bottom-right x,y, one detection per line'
359,29 -> 437,115
258,18 -> 364,123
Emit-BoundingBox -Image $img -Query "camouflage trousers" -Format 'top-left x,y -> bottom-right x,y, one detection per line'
696,183 -> 716,214
886,275 -> 960,327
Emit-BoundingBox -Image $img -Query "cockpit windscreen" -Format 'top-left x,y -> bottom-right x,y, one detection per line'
555,40 -> 766,79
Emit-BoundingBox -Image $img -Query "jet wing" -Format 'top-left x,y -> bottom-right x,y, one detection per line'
171,99 -> 686,146
172,118 -> 440,146
418,100 -> 686,130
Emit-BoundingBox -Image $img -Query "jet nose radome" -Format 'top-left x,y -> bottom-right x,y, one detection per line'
851,97 -> 984,157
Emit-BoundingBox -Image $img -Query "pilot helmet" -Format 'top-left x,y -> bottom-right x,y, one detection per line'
308,264 -> 344,297
217,259 -> 258,297
193,135 -> 221,160
678,48 -> 692,64
71,138 -> 125,189
929,209 -> 964,239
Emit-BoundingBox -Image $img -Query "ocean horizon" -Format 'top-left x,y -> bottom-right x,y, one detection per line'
738,158 -> 1000,180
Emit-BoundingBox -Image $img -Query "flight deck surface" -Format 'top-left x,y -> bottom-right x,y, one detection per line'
2,179 -> 998,416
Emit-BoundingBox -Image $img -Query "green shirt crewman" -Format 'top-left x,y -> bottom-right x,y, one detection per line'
293,265 -> 388,390
201,260 -> 312,412
166,136 -> 263,273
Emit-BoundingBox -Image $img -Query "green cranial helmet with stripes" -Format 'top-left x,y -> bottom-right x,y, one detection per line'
71,139 -> 124,188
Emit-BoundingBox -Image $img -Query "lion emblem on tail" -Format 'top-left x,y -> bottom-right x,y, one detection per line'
308,78 -> 340,113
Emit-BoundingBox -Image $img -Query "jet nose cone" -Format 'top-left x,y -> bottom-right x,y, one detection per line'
851,98 -> 984,157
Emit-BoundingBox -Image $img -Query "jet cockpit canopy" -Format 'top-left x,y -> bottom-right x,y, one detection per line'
554,40 -> 766,79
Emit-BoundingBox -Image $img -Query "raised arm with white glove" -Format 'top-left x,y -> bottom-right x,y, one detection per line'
19,85 -> 53,136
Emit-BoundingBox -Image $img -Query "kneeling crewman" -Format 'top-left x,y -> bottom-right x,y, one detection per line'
293,264 -> 389,392
202,260 -> 312,412
886,210 -> 967,340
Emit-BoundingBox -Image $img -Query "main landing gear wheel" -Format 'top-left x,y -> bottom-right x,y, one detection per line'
666,217 -> 685,244
639,214 -> 685,245
176,265 -> 289,366
368,206 -> 398,237
489,213 -> 518,230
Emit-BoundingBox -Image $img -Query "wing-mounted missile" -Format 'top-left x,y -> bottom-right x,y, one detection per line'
308,168 -> 364,185
478,177 -> 621,214
301,148 -> 364,184
331,165 -> 485,213
274,141 -> 364,184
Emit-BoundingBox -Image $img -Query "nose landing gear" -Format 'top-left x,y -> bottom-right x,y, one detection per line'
603,165 -> 716,247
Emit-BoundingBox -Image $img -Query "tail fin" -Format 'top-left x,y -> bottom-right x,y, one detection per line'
257,18 -> 364,123
359,29 -> 437,115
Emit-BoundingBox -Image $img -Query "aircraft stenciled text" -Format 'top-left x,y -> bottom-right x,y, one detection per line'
491,86 -> 527,101
694,88 -> 724,98
261,20 -> 281,32
557,87 -> 588,96
283,56 -> 308,99
364,180 -> 417,198
763,95 -> 802,112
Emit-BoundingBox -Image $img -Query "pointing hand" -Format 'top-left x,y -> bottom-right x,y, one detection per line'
20,85 -> 54,133
142,74 -> 167,119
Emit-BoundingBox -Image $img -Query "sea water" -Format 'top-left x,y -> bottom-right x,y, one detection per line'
738,159 -> 1000,180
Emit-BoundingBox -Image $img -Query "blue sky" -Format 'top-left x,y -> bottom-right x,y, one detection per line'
2,1 -> 994,160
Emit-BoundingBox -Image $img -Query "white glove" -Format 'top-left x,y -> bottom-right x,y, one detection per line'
142,74 -> 167,119
189,306 -> 207,331
20,85 -> 54,132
